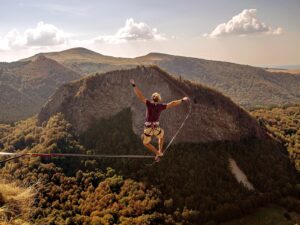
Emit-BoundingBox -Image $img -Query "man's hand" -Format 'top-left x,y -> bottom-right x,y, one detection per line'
130,79 -> 135,86
167,97 -> 189,109
130,79 -> 146,103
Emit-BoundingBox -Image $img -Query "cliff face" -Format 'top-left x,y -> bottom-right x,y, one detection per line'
38,66 -> 266,143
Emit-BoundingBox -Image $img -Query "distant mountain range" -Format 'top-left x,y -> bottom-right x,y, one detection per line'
23,47 -> 300,108
1,47 -> 300,121
21,47 -> 137,75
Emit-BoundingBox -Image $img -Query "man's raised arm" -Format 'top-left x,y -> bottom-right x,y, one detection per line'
166,97 -> 189,109
130,79 -> 146,104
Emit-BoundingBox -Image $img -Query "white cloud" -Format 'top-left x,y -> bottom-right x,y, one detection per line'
0,21 -> 68,50
0,29 -> 25,50
25,22 -> 67,46
94,18 -> 165,44
204,9 -> 283,38
0,18 -> 167,57
0,19 -> 165,51
272,27 -> 283,35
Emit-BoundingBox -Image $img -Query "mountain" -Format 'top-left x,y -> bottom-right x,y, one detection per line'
38,65 -> 266,143
24,48 -> 300,109
22,47 -> 138,75
0,55 -> 81,121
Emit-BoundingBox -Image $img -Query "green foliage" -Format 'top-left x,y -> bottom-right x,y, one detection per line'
0,114 -> 179,224
251,106 -> 300,171
1,162 -> 177,224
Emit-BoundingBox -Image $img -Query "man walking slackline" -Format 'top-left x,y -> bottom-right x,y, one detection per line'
130,79 -> 188,161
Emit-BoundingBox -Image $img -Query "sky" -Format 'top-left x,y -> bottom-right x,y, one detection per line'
0,0 -> 299,66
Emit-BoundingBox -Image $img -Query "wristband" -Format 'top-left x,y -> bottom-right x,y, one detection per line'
132,84 -> 136,87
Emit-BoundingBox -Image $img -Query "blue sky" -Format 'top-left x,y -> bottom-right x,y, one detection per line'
0,0 -> 299,66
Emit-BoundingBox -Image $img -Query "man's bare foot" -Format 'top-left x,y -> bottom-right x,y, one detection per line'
158,150 -> 164,156
154,151 -> 163,162
155,154 -> 161,162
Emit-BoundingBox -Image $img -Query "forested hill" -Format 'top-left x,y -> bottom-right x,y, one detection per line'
0,55 -> 81,122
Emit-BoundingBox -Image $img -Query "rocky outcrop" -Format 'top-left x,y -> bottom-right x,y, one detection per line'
229,158 -> 255,190
38,66 -> 267,143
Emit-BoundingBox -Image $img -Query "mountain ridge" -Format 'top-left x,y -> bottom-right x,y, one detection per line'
21,47 -> 300,109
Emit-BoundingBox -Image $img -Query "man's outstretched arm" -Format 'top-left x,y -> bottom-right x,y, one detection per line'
130,79 -> 146,104
166,97 -> 189,109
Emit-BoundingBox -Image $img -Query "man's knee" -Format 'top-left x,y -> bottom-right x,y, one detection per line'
143,139 -> 151,145
142,134 -> 151,145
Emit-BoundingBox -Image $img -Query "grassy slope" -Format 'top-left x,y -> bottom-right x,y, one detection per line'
0,180 -> 34,225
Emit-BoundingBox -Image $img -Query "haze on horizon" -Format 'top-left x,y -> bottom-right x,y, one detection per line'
0,0 -> 299,67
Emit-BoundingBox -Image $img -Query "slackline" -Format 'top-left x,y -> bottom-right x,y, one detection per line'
0,152 -> 154,163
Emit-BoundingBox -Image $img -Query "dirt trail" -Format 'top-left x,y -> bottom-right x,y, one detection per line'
229,158 -> 255,190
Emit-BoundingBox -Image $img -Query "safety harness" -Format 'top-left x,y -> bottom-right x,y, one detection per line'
144,121 -> 162,137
